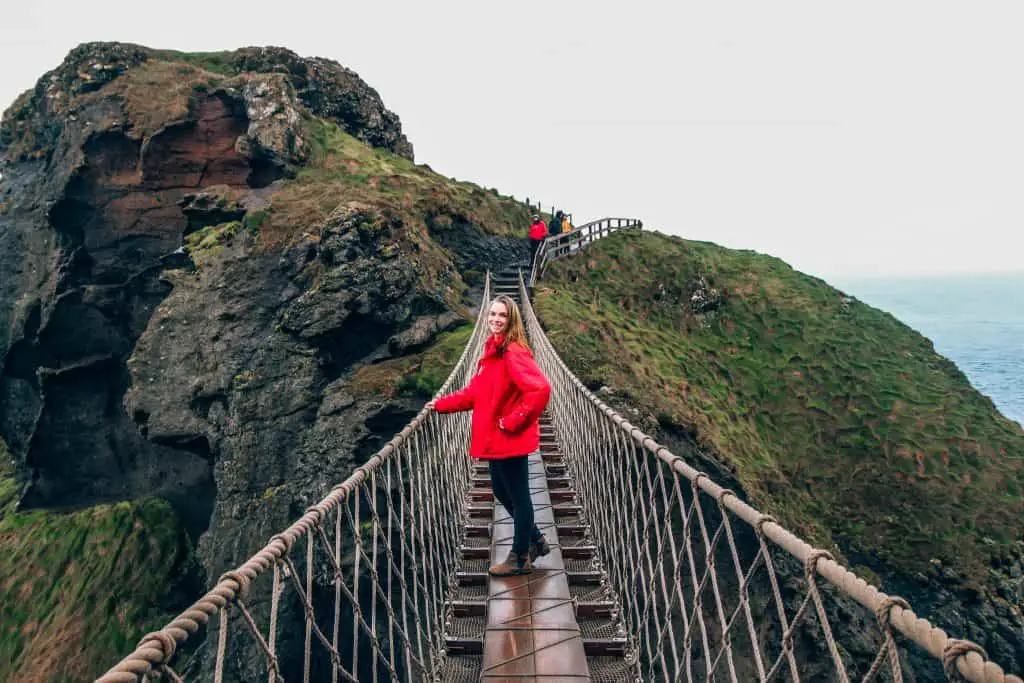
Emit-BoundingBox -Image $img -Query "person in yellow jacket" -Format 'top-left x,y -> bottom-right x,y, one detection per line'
560,214 -> 572,254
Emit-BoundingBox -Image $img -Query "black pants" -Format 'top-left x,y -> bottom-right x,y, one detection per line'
530,239 -> 542,266
489,456 -> 543,555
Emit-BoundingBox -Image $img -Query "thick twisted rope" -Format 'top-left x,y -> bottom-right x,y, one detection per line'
517,270 -> 1022,683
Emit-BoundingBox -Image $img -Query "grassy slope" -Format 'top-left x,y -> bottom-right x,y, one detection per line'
534,229 -> 1024,588
0,440 -> 196,682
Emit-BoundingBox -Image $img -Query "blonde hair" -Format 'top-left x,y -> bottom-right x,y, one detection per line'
492,295 -> 530,353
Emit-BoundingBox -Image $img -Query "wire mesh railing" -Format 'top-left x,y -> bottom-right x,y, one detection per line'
517,271 -> 1022,683
529,217 -> 642,285
98,276 -> 493,683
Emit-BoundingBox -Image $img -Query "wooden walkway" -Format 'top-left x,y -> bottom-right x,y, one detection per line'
480,451 -> 590,681
440,267 -> 633,682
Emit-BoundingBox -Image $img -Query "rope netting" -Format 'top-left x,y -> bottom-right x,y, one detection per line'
517,272 -> 1022,683
97,277 -> 493,683
95,218 -> 1022,683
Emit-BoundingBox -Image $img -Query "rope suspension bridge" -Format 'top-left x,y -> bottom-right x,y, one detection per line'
98,219 -> 1021,683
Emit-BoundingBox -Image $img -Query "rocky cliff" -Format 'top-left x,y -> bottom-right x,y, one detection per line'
0,42 -> 529,679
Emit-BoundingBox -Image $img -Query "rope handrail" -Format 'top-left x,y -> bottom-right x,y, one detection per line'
517,269 -> 1022,683
97,275 -> 495,682
92,212 -> 1023,683
529,216 -> 642,285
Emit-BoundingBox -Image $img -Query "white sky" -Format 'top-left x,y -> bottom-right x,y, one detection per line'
3,0 -> 1022,279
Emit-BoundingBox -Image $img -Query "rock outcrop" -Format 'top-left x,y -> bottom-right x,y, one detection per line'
0,42 -> 527,679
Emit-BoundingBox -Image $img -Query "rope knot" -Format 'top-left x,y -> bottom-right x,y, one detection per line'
136,630 -> 177,663
754,514 -> 777,535
942,639 -> 987,681
717,488 -> 736,506
219,569 -> 252,603
874,596 -> 910,631
804,549 -> 834,580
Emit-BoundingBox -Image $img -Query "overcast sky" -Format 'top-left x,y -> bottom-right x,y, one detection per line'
3,1 -> 1022,279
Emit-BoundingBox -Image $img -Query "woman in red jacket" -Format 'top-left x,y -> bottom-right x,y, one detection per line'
426,295 -> 552,576
529,213 -> 547,268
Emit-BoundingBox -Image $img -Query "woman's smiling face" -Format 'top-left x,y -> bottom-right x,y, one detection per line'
488,301 -> 509,335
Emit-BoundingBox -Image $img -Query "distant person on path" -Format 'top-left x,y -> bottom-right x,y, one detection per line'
426,295 -> 552,576
529,213 -> 547,267
550,210 -> 564,258
560,213 -> 573,255
549,210 -> 564,238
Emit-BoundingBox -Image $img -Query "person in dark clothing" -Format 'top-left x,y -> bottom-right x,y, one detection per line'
549,210 -> 564,258
427,295 -> 552,575
549,210 -> 563,237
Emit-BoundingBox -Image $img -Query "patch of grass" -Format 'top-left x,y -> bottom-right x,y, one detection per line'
342,322 -> 474,400
244,209 -> 268,236
397,323 -> 475,397
0,438 -> 195,682
258,116 -> 532,248
184,220 -> 242,268
154,49 -> 238,76
536,230 -> 1024,589
349,357 -> 421,400
186,220 -> 241,251
81,60 -> 223,139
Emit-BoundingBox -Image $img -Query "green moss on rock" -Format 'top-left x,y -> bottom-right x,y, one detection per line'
397,323 -> 475,397
0,439 -> 196,682
153,49 -> 238,76
535,230 -> 1024,589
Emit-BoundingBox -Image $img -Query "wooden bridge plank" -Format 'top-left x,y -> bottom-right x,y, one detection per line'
481,451 -> 592,682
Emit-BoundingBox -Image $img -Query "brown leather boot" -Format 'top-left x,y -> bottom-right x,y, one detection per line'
488,550 -> 533,576
530,535 -> 551,562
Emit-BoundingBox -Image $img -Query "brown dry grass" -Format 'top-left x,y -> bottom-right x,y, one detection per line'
82,60 -> 223,140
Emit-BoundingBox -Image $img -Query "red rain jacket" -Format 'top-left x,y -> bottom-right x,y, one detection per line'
434,335 -> 551,459
529,220 -> 548,241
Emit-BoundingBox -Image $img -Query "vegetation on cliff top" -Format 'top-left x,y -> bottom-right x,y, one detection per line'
0,439 -> 198,682
255,115 -> 527,245
336,322 -> 474,401
534,229 -> 1024,589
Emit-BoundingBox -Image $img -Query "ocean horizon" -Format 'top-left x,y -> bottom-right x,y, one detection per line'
831,271 -> 1024,428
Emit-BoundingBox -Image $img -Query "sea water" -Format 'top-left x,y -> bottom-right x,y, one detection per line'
832,272 -> 1024,427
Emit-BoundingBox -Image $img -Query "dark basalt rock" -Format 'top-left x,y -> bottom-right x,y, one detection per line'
229,46 -> 414,160
0,43 -> 469,551
0,40 -> 530,679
